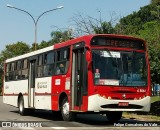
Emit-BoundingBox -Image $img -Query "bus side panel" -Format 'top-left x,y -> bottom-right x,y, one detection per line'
34,77 -> 52,110
51,75 -> 65,111
51,95 -> 59,110
3,80 -> 28,108
51,75 -> 70,111
81,96 -> 88,111
51,76 -> 59,111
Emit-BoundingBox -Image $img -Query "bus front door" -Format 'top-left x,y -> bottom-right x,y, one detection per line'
71,47 -> 87,110
28,60 -> 36,108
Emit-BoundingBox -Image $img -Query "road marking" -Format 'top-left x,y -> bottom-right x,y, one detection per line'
51,127 -> 67,129
20,127 -> 35,129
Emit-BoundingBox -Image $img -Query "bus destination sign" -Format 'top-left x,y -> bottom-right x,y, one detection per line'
91,37 -> 145,50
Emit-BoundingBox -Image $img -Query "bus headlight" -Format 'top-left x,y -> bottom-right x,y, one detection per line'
108,96 -> 112,100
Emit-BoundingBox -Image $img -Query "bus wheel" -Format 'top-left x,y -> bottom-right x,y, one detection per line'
61,97 -> 76,121
106,111 -> 122,123
18,96 -> 26,115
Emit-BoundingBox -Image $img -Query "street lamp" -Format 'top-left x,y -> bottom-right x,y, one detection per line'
7,4 -> 64,50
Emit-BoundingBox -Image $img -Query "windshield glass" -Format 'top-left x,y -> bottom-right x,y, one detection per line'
92,49 -> 147,86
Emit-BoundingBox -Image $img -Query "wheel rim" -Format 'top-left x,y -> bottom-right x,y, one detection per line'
19,100 -> 23,113
62,101 -> 69,117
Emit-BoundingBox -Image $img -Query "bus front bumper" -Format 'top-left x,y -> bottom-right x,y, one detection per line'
88,94 -> 151,112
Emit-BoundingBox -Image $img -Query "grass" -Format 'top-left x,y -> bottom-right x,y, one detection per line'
123,96 -> 160,121
123,112 -> 160,121
151,96 -> 160,103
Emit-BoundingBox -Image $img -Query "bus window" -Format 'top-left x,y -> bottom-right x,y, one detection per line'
9,62 -> 15,80
55,48 -> 70,75
46,52 -> 54,64
37,55 -> 43,77
56,62 -> 65,74
22,59 -> 28,79
15,60 -> 21,80
5,64 -> 10,81
43,51 -> 55,76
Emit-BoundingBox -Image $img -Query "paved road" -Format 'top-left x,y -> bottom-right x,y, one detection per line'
0,96 -> 159,130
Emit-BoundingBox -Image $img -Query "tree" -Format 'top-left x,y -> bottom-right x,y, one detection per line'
137,21 -> 160,84
115,4 -> 157,35
50,30 -> 73,44
93,21 -> 115,34
151,5 -> 160,21
71,12 -> 116,36
151,0 -> 160,5
37,40 -> 50,50
0,41 -> 30,70
0,42 -> 30,61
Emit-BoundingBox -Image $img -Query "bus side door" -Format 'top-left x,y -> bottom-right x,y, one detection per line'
71,43 -> 88,110
28,59 -> 36,108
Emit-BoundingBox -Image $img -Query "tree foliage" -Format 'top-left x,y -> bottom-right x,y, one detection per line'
50,30 -> 73,44
93,21 -> 115,34
151,0 -> 160,5
115,5 -> 157,35
137,21 -> 160,83
1,42 -> 30,60
37,40 -> 50,50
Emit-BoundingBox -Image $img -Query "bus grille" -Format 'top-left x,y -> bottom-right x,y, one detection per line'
101,104 -> 143,109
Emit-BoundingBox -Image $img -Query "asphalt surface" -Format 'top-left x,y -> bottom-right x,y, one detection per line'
0,96 -> 159,130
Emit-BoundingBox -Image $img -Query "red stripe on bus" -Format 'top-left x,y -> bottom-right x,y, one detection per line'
35,92 -> 52,96
3,93 -> 28,96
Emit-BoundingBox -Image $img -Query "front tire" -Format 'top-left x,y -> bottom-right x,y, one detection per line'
106,111 -> 122,123
61,97 -> 76,121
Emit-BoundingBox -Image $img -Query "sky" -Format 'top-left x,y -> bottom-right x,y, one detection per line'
0,0 -> 150,52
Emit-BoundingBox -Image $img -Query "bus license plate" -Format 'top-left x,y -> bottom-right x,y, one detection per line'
118,102 -> 129,106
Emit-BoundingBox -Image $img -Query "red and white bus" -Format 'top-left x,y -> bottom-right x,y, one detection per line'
3,34 -> 151,122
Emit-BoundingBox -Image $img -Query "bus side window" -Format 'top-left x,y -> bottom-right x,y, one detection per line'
48,52 -> 55,75
43,53 -> 48,76
5,64 -> 10,81
55,48 -> 70,75
9,62 -> 15,80
37,55 -> 43,77
22,59 -> 28,79
43,51 -> 55,76
8,63 -> 12,80
56,63 -> 65,74
15,60 -> 22,80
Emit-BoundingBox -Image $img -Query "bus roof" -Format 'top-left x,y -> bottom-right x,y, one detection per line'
5,34 -> 145,63
6,46 -> 53,63
54,34 -> 145,49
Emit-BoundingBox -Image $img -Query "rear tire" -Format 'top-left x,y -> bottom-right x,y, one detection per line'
61,97 -> 76,121
106,111 -> 122,123
18,96 -> 27,115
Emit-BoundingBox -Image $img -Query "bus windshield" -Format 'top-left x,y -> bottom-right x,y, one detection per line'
92,49 -> 147,86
